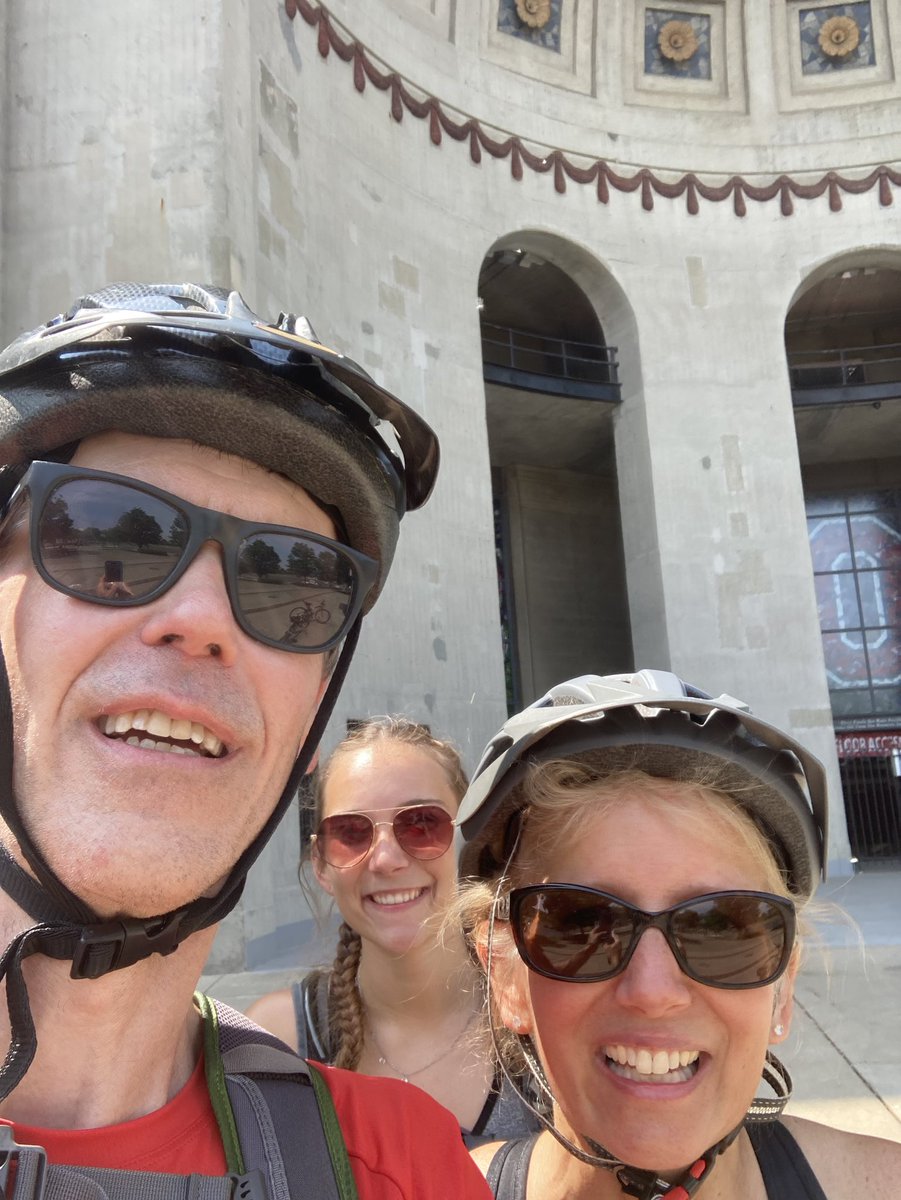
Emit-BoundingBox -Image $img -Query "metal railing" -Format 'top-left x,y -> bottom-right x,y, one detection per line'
839,753 -> 901,863
481,322 -> 620,396
787,342 -> 901,390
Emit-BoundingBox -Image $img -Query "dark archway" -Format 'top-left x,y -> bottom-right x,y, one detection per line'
479,234 -> 634,710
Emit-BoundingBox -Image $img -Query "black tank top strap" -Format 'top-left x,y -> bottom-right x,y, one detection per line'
292,971 -> 332,1063
747,1122 -> 829,1200
485,1135 -> 540,1200
290,979 -> 308,1057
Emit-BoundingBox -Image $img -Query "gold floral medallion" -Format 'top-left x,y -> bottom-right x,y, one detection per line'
515,0 -> 552,30
818,15 -> 860,58
658,19 -> 699,62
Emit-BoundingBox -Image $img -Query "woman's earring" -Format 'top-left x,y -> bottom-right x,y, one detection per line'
773,1023 -> 785,1038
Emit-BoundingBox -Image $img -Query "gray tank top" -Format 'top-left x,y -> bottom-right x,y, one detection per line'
291,973 -> 542,1145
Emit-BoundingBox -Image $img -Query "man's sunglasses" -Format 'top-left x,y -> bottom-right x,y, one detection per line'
313,804 -> 455,869
500,884 -> 796,990
4,461 -> 378,653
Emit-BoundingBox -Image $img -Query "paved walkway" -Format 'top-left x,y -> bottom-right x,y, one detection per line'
200,870 -> 901,1143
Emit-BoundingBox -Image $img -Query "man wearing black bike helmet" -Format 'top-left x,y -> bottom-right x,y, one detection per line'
0,284 -> 489,1199
457,671 -> 901,1200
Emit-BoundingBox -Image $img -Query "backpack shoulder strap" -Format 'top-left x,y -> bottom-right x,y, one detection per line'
485,1136 -> 538,1200
201,993 -> 357,1200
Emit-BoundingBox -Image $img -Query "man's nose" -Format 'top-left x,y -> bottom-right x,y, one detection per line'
138,543 -> 239,664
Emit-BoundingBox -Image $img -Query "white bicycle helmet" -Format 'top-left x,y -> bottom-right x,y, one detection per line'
457,670 -> 827,899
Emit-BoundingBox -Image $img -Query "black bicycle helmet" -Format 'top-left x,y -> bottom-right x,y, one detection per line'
458,669 -> 827,899
0,282 -> 438,600
0,283 -> 439,1098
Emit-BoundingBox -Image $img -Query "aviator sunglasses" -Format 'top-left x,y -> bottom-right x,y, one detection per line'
313,804 -> 455,869
500,884 -> 796,990
4,461 -> 378,653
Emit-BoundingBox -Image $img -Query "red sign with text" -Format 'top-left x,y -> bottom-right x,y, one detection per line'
836,731 -> 901,757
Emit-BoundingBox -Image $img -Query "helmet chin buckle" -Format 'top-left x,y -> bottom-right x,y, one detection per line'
69,911 -> 187,980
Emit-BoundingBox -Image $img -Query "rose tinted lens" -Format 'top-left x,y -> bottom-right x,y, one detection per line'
237,532 -> 357,650
393,805 -> 453,860
37,479 -> 183,600
318,813 -> 375,867
515,889 -> 631,979
670,895 -> 789,986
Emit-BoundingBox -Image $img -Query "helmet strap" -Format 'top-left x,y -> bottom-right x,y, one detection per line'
0,616 -> 363,1099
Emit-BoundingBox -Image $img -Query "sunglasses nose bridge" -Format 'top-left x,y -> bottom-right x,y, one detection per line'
369,817 -> 405,852
618,910 -> 686,979
181,508 -> 245,614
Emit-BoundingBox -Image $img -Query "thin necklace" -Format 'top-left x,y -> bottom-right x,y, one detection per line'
368,1008 -> 479,1083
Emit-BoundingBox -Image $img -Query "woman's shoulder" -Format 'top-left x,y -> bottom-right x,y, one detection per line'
470,1140 -> 507,1175
244,986 -> 299,1051
780,1115 -> 901,1192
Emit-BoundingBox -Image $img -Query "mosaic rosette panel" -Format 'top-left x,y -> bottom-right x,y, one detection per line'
497,0 -> 563,52
799,2 -> 875,75
807,491 -> 901,720
644,8 -> 712,80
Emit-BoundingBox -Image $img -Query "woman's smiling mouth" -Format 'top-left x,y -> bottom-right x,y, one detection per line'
604,1044 -> 701,1085
367,887 -> 429,907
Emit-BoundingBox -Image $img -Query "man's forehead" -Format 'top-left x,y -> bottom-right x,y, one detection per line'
69,431 -> 335,535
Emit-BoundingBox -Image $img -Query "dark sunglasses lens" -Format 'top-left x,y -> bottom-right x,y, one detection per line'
37,479 -> 183,601
318,813 -> 374,868
671,895 -> 789,987
237,533 -> 357,650
515,889 -> 632,980
393,806 -> 453,860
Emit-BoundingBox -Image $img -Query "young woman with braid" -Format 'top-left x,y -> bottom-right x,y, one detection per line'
247,718 -> 541,1144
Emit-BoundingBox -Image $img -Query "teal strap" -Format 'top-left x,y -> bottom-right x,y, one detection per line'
306,1063 -> 358,1200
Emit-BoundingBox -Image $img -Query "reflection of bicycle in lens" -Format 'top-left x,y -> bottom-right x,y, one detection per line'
292,600 -> 330,626
281,599 -> 331,644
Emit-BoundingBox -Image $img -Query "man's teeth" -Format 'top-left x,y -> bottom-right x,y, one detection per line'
103,709 -> 224,757
604,1045 -> 700,1083
370,889 -> 424,906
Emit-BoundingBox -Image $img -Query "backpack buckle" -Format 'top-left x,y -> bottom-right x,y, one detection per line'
0,1125 -> 47,1200
228,1171 -> 268,1200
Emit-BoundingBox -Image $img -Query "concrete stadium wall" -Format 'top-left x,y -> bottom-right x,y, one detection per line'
3,0 -> 899,965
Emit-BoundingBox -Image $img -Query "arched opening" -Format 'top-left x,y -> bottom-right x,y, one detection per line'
786,256 -> 901,866
479,235 -> 633,710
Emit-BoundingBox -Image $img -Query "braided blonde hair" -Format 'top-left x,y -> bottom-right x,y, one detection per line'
309,717 -> 468,1071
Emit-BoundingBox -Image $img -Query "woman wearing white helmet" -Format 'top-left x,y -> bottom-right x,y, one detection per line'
456,671 -> 901,1199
